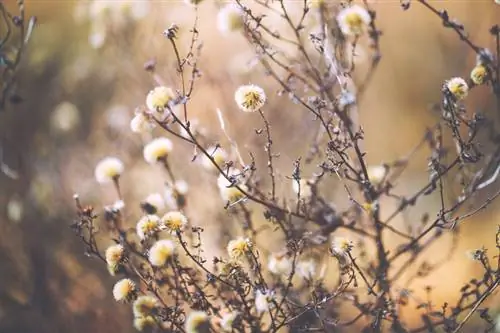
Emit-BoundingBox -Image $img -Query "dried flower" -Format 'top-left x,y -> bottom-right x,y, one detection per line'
136,214 -> 162,240
331,237 -> 353,256
142,193 -> 166,214
185,311 -> 210,333
133,295 -> 160,317
105,244 -> 125,271
143,137 -> 173,164
149,239 -> 176,266
234,84 -> 266,112
161,211 -> 188,233
113,278 -> 137,302
227,237 -> 252,260
255,289 -> 272,314
146,86 -> 176,112
201,146 -> 228,170
337,5 -> 371,36
267,252 -> 293,276
130,113 -> 154,133
297,259 -> 317,280
94,157 -> 124,184
133,316 -> 157,331
470,65 -> 487,85
217,4 -> 245,34
367,165 -> 387,185
445,77 -> 469,100
220,311 -> 239,332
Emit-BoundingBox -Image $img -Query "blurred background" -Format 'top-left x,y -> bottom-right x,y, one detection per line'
1,0 -> 500,332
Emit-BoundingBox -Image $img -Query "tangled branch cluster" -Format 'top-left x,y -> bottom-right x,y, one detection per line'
72,1 -> 500,332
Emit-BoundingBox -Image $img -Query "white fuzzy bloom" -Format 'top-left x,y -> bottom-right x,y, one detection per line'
267,252 -> 293,276
148,239 -> 176,266
133,295 -> 159,317
201,146 -> 228,170
146,86 -> 176,112
51,102 -> 80,134
217,4 -> 245,34
130,113 -> 154,133
112,278 -> 137,302
143,137 -> 173,164
227,237 -> 252,260
136,214 -> 162,240
445,77 -> 469,100
220,311 -> 239,332
185,311 -> 210,333
367,165 -> 387,185
337,5 -> 371,36
143,193 -> 166,213
297,259 -> 317,280
161,211 -> 188,233
105,244 -> 124,267
234,84 -> 266,112
331,237 -> 353,256
255,290 -> 271,314
94,157 -> 124,184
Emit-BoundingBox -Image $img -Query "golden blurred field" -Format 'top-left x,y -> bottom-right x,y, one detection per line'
1,0 -> 500,332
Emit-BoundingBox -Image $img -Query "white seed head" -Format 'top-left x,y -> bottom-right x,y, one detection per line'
130,113 -> 154,133
148,239 -> 176,266
133,295 -> 160,317
337,5 -> 371,36
255,290 -> 271,314
146,86 -> 176,112
227,237 -> 252,260
367,165 -> 387,185
161,211 -> 188,233
445,77 -> 469,100
201,146 -> 228,171
105,244 -> 124,267
143,137 -> 173,164
234,84 -> 266,112
267,252 -> 293,276
136,214 -> 161,240
112,278 -> 137,302
217,4 -> 245,34
94,157 -> 124,184
143,193 -> 166,213
470,65 -> 487,85
331,237 -> 353,256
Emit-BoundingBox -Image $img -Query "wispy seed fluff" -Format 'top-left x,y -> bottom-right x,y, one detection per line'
94,157 -> 124,184
133,295 -> 160,317
331,236 -> 353,256
146,86 -> 176,112
367,165 -> 387,185
217,3 -> 245,34
113,278 -> 137,302
136,214 -> 162,240
133,316 -> 157,332
227,237 -> 252,260
130,113 -> 154,133
161,211 -> 188,233
105,244 -> 125,275
470,65 -> 488,85
267,252 -> 293,276
337,5 -> 371,36
255,289 -> 272,314
142,193 -> 166,214
445,77 -> 469,100
143,137 -> 173,164
185,311 -> 210,333
148,239 -> 176,266
201,146 -> 228,171
234,84 -> 266,112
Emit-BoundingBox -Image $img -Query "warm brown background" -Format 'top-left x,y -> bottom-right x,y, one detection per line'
1,0 -> 499,332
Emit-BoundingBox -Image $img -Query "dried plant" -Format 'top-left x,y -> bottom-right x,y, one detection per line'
72,1 -> 500,332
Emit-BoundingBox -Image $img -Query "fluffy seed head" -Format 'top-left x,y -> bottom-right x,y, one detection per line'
161,211 -> 188,233
255,289 -> 271,314
297,259 -> 317,280
146,86 -> 175,112
136,214 -> 161,240
113,278 -> 137,302
133,295 -> 160,317
105,244 -> 124,267
185,311 -> 210,333
227,237 -> 252,260
367,165 -> 387,185
267,252 -> 293,276
234,84 -> 266,112
133,316 -> 157,332
331,237 -> 353,255
292,179 -> 313,198
142,193 -> 166,214
470,65 -> 488,85
337,5 -> 371,36
94,157 -> 124,184
217,4 -> 245,34
201,146 -> 228,170
143,137 -> 173,164
445,77 -> 469,100
148,239 -> 176,266
130,113 -> 154,133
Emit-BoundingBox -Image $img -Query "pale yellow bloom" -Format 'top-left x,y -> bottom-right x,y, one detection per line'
143,193 -> 166,213
337,5 -> 371,36
227,237 -> 252,260
133,295 -> 160,317
445,77 -> 469,100
217,4 -> 245,34
146,86 -> 176,112
94,157 -> 124,184
136,214 -> 161,240
367,165 -> 387,185
105,244 -> 124,267
130,113 -> 154,133
331,237 -> 353,255
470,65 -> 487,85
143,137 -> 173,164
161,211 -> 188,233
148,239 -> 176,266
112,278 -> 137,302
201,146 -> 228,170
234,84 -> 266,112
